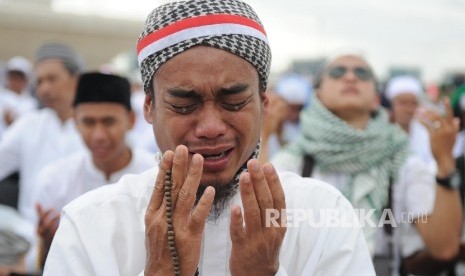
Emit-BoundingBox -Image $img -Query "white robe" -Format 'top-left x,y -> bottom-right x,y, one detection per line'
35,148 -> 155,212
0,87 -> 38,141
44,167 -> 375,275
0,108 -> 85,222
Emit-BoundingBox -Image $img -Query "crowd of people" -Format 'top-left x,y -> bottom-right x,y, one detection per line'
1,0 -> 465,275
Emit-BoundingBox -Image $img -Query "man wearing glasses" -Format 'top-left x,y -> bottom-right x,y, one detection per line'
272,53 -> 462,273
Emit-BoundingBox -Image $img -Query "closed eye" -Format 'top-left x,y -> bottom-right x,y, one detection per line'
221,100 -> 248,111
170,104 -> 197,114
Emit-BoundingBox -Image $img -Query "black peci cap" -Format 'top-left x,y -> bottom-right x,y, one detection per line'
73,72 -> 131,111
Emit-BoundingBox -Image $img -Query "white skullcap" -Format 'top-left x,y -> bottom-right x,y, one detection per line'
6,56 -> 32,79
386,75 -> 423,100
275,74 -> 311,105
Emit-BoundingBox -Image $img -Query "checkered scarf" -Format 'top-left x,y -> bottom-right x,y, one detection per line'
137,0 -> 271,94
286,95 -> 409,214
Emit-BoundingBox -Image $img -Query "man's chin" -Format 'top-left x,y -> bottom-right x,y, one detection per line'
200,174 -> 233,187
196,176 -> 238,222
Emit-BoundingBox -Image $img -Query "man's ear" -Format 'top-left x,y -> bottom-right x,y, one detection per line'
262,92 -> 270,117
71,73 -> 79,88
143,94 -> 154,124
128,111 -> 136,130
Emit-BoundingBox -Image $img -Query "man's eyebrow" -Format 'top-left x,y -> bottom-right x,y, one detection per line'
167,88 -> 201,100
219,84 -> 249,96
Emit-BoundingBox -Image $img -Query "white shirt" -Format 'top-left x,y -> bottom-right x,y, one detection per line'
44,168 -> 375,275
408,120 -> 434,166
0,87 -> 38,140
377,156 -> 435,276
271,151 -> 435,261
0,108 -> 85,222
393,157 -> 436,259
36,148 -> 155,212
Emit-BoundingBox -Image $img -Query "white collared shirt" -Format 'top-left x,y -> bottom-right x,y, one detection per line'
35,148 -> 155,212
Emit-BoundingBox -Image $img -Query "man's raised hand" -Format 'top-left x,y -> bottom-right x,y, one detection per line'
144,145 -> 215,275
229,159 -> 286,276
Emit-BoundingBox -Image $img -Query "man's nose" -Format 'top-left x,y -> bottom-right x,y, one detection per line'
91,123 -> 108,141
37,81 -> 52,96
343,69 -> 358,81
194,103 -> 227,139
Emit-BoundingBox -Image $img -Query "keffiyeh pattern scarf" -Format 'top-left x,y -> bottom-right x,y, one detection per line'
287,95 -> 409,217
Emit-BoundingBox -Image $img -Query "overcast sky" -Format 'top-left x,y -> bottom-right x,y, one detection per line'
53,0 -> 465,83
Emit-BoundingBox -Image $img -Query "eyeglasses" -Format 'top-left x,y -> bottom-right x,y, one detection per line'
327,66 -> 373,81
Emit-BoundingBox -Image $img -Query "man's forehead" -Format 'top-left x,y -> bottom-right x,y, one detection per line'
7,71 -> 27,78
156,46 -> 256,70
393,93 -> 419,101
328,55 -> 369,67
152,47 -> 259,94
164,83 -> 250,96
76,103 -> 128,115
35,59 -> 67,73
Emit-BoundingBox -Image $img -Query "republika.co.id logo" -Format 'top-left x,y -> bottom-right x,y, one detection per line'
265,208 -> 428,228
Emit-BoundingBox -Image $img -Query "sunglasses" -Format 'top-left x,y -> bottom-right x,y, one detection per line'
327,66 -> 373,81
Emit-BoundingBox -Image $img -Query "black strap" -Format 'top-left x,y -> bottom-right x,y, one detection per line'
302,155 -> 315,177
374,175 -> 395,275
373,176 -> 395,275
384,176 -> 394,235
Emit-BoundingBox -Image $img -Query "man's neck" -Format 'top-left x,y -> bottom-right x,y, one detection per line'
400,122 -> 410,133
9,89 -> 22,95
335,110 -> 371,130
55,108 -> 74,124
94,146 -> 132,181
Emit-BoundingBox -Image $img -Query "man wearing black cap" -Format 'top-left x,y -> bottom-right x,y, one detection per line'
0,42 -> 86,273
34,72 -> 154,269
45,1 -> 374,275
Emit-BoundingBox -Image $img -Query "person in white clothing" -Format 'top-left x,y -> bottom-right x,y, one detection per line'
271,53 -> 462,274
44,1 -> 375,275
46,159 -> 372,276
0,56 -> 38,140
260,73 -> 311,162
0,42 -> 85,222
34,72 -> 154,269
0,42 -> 85,274
385,75 -> 435,165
